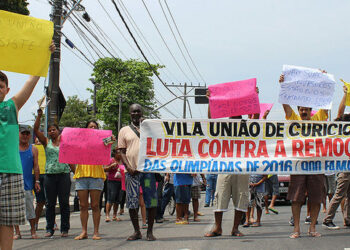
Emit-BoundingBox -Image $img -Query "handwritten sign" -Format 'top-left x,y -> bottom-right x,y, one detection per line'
311,109 -> 318,117
59,128 -> 112,165
0,10 -> 53,77
209,78 -> 260,118
278,65 -> 335,109
259,103 -> 273,119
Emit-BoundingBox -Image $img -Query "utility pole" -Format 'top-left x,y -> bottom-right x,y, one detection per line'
47,0 -> 63,125
118,96 -> 122,133
183,82 -> 187,118
164,83 -> 201,118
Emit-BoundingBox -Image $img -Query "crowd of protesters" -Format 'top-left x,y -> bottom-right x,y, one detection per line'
2,64 -> 350,250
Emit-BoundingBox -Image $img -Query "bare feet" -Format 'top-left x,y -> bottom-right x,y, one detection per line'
127,232 -> 142,241
146,232 -> 156,241
13,234 -> 21,240
31,233 -> 40,239
231,231 -> 244,237
289,232 -> 300,239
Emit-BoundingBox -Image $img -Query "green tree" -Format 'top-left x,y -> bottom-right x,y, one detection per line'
91,57 -> 161,134
0,0 -> 30,15
59,95 -> 94,128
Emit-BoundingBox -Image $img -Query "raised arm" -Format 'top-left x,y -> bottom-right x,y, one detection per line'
279,74 -> 293,118
337,85 -> 348,119
34,109 -> 48,147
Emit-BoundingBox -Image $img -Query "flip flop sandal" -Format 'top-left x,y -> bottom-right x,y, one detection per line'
268,208 -> 279,214
92,235 -> 102,240
251,222 -> 261,227
243,223 -> 250,228
204,231 -> 222,237
31,234 -> 40,239
13,234 -> 21,240
74,235 -> 88,240
231,231 -> 244,237
289,232 -> 301,239
308,231 -> 321,237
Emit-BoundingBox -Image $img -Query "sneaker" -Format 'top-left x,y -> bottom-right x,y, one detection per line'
305,216 -> 311,224
289,216 -> 294,226
322,221 -> 340,230
156,218 -> 164,223
204,204 -> 209,207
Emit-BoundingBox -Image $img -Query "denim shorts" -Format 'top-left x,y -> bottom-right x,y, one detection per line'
75,177 -> 104,191
175,185 -> 191,204
107,180 -> 122,204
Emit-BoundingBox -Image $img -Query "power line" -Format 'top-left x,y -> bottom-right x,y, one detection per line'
158,0 -> 200,83
164,0 -> 207,85
97,0 -> 140,58
110,0 -> 178,99
116,0 -> 181,84
61,40 -> 94,67
140,0 -> 193,83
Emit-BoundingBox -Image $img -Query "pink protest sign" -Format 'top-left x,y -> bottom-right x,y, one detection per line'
259,103 -> 274,119
59,128 -> 113,165
208,78 -> 260,118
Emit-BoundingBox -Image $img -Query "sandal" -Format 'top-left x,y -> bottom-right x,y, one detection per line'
105,217 -> 111,223
13,234 -> 21,240
142,223 -> 148,229
127,232 -> 142,241
251,222 -> 261,227
92,235 -> 102,240
45,232 -> 54,238
308,231 -> 321,237
204,231 -> 222,237
61,232 -> 69,237
193,218 -> 200,222
289,232 -> 300,239
74,234 -> 88,240
268,208 -> 279,214
243,222 -> 250,227
31,234 -> 40,239
231,231 -> 244,237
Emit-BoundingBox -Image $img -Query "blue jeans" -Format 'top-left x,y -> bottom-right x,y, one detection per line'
205,174 -> 217,205
160,183 -> 175,218
44,173 -> 71,234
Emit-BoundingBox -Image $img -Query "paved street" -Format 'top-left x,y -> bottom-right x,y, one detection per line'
13,198 -> 350,250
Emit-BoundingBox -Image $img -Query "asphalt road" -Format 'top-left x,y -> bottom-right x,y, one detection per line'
13,198 -> 350,250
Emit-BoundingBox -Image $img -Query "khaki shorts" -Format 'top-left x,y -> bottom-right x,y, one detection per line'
287,174 -> 325,203
215,174 -> 249,212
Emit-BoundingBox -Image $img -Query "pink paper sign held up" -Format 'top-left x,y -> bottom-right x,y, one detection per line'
259,103 -> 274,119
59,128 -> 112,165
208,78 -> 260,118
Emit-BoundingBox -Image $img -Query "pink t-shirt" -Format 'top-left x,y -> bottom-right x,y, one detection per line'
107,158 -> 125,185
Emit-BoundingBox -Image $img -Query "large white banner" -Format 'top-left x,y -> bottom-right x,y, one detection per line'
138,119 -> 350,174
278,65 -> 335,109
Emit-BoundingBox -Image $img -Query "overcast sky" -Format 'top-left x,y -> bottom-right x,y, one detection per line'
5,0 -> 350,125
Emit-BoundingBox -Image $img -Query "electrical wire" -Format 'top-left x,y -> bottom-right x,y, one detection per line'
116,0 -> 181,84
164,0 -> 207,84
97,0 -> 140,58
110,0 -> 179,99
158,0 -> 200,83
140,0 -> 194,83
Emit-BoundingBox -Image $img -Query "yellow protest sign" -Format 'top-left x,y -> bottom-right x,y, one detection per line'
0,10 -> 53,77
340,79 -> 350,106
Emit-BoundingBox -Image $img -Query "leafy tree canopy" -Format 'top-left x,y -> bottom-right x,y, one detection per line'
0,0 -> 30,15
91,57 -> 161,134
